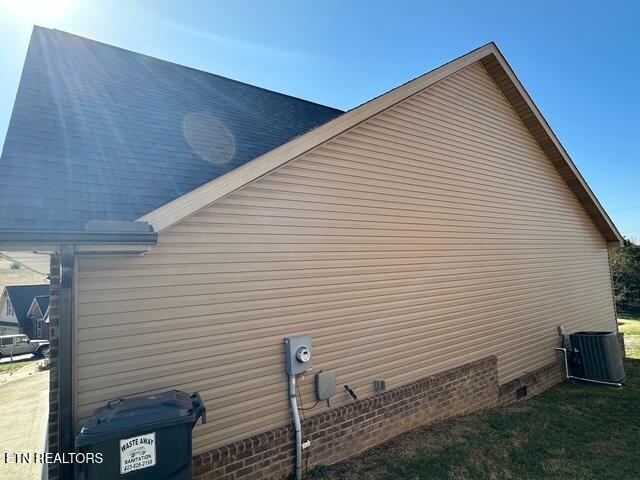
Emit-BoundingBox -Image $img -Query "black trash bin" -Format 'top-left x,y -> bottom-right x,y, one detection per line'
76,390 -> 206,480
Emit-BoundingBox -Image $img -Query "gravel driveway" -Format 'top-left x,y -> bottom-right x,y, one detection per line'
0,367 -> 49,480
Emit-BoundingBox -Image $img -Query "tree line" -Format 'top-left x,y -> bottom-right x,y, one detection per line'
611,238 -> 640,313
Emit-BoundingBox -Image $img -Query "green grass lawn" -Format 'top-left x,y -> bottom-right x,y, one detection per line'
618,313 -> 640,335
618,313 -> 640,359
310,357 -> 639,480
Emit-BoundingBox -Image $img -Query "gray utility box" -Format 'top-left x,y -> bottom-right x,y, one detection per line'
284,335 -> 313,375
75,390 -> 206,480
570,331 -> 625,383
315,370 -> 336,400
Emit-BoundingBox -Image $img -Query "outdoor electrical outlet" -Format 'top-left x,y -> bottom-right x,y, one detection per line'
558,325 -> 566,336
373,379 -> 386,391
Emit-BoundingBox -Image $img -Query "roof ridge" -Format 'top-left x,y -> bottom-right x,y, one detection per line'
36,26 -> 344,114
347,42 -> 496,113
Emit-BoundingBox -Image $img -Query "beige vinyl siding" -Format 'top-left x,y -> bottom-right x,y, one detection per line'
74,62 -> 616,453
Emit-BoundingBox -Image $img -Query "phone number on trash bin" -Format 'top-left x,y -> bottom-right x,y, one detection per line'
122,455 -> 154,473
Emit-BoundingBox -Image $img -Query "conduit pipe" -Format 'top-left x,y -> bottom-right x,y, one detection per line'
288,374 -> 303,480
555,348 -> 622,388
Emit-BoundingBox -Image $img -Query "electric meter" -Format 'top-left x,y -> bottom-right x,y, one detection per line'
296,346 -> 311,363
283,335 -> 313,374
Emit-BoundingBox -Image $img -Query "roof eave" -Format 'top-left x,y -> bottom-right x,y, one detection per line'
478,50 -> 624,246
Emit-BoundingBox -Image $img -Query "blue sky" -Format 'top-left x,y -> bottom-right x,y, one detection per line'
0,0 -> 638,239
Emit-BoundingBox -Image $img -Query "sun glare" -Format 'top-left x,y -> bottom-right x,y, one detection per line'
0,0 -> 73,22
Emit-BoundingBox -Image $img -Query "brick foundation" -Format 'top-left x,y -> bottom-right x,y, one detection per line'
192,355 -> 565,480
497,359 -> 565,407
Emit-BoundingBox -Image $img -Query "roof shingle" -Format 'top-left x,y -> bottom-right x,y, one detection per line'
0,27 -> 343,231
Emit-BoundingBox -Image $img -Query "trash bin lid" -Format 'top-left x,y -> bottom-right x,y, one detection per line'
76,390 -> 198,446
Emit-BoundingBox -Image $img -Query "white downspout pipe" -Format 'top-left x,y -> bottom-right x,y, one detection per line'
555,348 -> 622,387
288,374 -> 302,480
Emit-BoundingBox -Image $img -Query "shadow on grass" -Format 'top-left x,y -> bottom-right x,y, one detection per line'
618,308 -> 640,322
309,358 -> 640,480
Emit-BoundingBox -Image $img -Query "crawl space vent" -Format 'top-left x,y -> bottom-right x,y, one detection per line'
516,386 -> 528,400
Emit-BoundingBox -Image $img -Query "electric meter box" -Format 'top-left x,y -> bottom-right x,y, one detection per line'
284,335 -> 313,375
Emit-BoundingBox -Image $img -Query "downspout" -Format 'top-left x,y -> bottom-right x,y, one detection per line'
58,244 -> 75,479
288,374 -> 302,480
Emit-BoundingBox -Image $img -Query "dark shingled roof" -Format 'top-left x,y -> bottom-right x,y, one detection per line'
5,284 -> 49,330
0,27 -> 343,231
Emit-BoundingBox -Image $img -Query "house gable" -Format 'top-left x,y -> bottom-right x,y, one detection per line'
75,59 -> 617,452
5,296 -> 14,318
139,44 -> 622,246
27,295 -> 49,339
4,284 -> 49,331
28,297 -> 43,319
0,292 -> 18,328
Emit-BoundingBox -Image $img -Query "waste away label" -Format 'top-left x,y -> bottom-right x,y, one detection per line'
120,432 -> 156,474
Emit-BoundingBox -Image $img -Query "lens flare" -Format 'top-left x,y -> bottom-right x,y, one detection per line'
183,112 -> 235,166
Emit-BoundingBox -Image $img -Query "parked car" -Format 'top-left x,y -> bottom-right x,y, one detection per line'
0,334 -> 49,358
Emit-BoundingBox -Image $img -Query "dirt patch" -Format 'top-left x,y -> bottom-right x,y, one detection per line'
0,360 -> 48,385
0,258 -> 46,290
625,335 -> 640,358
586,442 -> 619,455
503,404 -> 532,413
447,465 -> 472,480
543,457 -> 576,474
558,403 -> 580,414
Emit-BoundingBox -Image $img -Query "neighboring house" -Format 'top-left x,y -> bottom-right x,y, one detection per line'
0,285 -> 49,337
0,288 -> 19,335
0,27 -> 624,480
27,295 -> 50,339
43,305 -> 50,334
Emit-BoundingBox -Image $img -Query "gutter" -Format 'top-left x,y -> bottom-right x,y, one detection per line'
0,229 -> 157,246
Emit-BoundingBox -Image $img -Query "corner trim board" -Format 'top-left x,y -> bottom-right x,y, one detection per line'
58,244 -> 75,480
